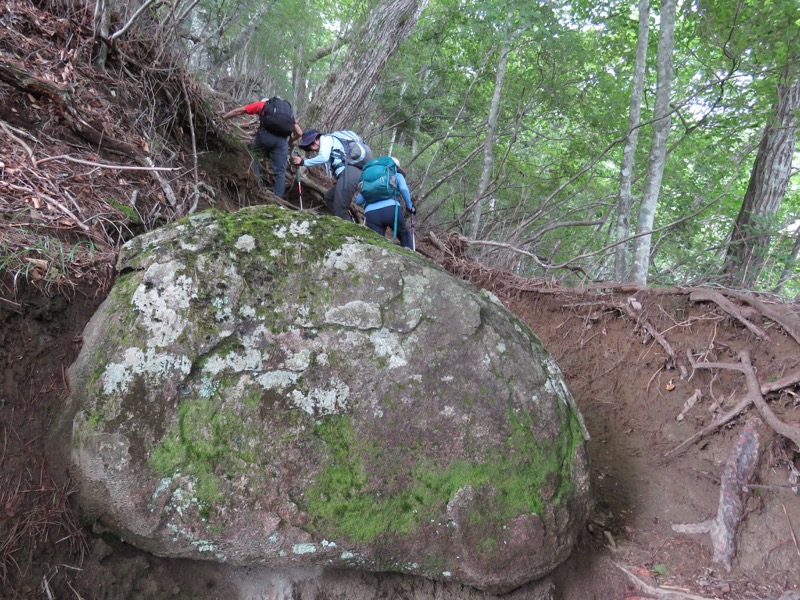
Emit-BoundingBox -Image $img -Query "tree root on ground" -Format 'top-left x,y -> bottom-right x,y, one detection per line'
667,351 -> 800,458
689,289 -> 770,341
671,419 -> 760,571
616,561 -> 800,600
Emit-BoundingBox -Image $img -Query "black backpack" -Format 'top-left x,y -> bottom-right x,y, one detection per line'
259,97 -> 295,137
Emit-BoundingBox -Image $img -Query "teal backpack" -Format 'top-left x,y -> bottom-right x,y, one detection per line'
360,156 -> 399,206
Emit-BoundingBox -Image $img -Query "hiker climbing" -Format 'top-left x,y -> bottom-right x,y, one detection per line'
356,156 -> 416,250
291,129 -> 372,221
223,96 -> 302,198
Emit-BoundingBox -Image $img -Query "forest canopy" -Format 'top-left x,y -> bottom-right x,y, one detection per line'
2,0 -> 799,298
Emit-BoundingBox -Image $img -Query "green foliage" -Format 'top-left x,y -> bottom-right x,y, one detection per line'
105,198 -> 142,225
183,0 -> 799,295
0,229 -> 98,294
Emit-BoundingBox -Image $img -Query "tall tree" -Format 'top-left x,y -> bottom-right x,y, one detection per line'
614,0 -> 650,281
469,25 -> 524,240
304,0 -> 430,131
723,70 -> 800,287
630,0 -> 677,285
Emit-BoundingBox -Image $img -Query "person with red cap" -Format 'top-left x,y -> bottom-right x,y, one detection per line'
291,130 -> 365,221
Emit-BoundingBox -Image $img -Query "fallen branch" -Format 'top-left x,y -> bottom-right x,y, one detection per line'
672,419 -> 760,571
614,562 -> 717,599
34,155 -> 177,171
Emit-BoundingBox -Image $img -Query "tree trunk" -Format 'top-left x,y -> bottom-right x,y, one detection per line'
614,0 -> 650,281
723,74 -> 800,287
210,2 -> 277,72
304,0 -> 429,133
630,0 -> 676,286
469,29 -> 519,240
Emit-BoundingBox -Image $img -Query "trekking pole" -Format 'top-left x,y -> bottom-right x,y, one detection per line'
410,210 -> 416,251
292,151 -> 303,210
297,172 -> 303,210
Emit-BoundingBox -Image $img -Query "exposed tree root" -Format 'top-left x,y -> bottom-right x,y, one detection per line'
619,297 -> 677,368
672,419 -> 760,571
666,351 -> 800,457
721,290 -> 800,346
689,289 -> 770,341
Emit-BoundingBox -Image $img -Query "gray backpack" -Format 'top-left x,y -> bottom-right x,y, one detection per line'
331,130 -> 373,168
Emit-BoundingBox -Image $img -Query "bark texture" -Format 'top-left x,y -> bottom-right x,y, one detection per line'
304,0 -> 429,133
724,74 -> 800,287
630,0 -> 676,286
614,0 -> 650,281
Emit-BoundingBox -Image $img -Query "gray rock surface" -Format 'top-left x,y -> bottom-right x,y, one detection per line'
56,206 -> 591,594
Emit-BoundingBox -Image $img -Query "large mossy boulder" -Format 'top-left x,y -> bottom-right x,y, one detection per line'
57,206 -> 591,594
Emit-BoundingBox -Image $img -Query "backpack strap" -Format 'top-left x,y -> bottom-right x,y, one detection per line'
327,135 -> 348,174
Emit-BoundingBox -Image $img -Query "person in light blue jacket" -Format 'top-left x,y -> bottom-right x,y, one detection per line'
355,158 -> 416,249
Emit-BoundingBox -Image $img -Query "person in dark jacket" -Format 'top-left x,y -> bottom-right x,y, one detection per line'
223,98 -> 302,198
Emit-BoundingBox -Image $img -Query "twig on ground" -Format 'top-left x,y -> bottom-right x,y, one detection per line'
41,574 -> 55,600
0,182 -> 90,232
647,365 -> 665,397
0,120 -> 35,163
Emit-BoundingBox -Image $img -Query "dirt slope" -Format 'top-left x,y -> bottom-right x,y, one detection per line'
2,249 -> 799,599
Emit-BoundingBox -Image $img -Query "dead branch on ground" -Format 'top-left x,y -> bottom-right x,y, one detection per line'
614,562 -> 717,599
